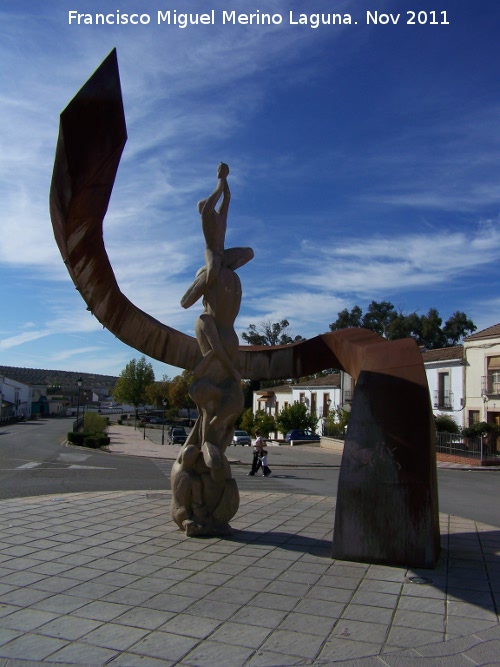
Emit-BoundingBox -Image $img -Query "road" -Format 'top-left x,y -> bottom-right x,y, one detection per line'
1,419 -> 499,527
0,418 -> 168,498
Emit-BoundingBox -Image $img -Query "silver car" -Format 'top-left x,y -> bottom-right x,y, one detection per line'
232,430 -> 251,446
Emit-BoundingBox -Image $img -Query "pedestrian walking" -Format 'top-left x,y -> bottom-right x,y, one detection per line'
259,449 -> 271,477
248,429 -> 264,475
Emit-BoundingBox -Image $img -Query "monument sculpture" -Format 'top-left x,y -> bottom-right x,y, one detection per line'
171,163 -> 252,535
50,49 -> 440,566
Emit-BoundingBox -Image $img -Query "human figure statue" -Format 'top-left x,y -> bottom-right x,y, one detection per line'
181,162 -> 253,309
171,164 -> 252,535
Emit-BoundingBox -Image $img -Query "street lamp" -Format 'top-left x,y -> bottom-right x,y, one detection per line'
75,377 -> 82,431
161,398 -> 167,445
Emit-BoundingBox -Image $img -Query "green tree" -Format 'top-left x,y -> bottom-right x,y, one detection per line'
169,370 -> 196,419
330,301 -> 476,349
324,406 -> 350,437
254,410 -> 276,438
434,414 -> 460,434
362,301 -> 397,338
242,319 -> 304,346
443,311 -> 477,345
113,357 -> 155,419
83,412 -> 108,435
146,376 -> 171,409
329,306 -> 363,331
275,401 -> 318,434
239,407 -> 255,434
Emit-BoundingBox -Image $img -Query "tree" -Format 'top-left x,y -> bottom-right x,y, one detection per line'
329,301 -> 476,349
329,306 -> 363,331
254,410 -> 276,438
362,301 -> 397,338
239,407 -> 255,434
242,319 -> 304,346
113,357 -> 155,419
443,311 -> 477,345
324,406 -> 350,438
434,414 -> 460,434
145,377 -> 171,409
275,401 -> 318,434
169,370 -> 196,419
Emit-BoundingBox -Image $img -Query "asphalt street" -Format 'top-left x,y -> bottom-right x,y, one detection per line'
0,418 -> 499,527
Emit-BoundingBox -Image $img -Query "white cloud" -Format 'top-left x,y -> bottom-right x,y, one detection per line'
288,224 -> 500,298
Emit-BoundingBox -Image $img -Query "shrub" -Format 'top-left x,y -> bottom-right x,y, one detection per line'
254,410 -> 276,437
84,412 -> 108,434
67,431 -> 110,449
462,421 -> 499,438
67,431 -> 93,446
83,435 -> 110,449
434,414 -> 460,434
275,402 -> 318,435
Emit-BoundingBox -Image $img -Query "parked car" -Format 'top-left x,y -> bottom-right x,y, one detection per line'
168,427 -> 188,445
285,429 -> 320,443
232,430 -> 252,446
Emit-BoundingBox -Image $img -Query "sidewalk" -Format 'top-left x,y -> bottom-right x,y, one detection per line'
0,425 -> 498,666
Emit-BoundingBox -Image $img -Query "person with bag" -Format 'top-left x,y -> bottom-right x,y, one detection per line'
248,429 -> 264,475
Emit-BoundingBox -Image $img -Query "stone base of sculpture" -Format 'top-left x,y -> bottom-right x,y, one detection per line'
170,438 -> 239,537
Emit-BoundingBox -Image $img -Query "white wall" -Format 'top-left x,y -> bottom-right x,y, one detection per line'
0,376 -> 33,420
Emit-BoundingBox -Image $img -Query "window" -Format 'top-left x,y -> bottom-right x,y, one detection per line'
486,357 -> 500,394
437,372 -> 451,408
468,410 -> 480,427
323,393 -> 330,417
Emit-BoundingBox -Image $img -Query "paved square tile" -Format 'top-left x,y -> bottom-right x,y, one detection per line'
180,639 -> 254,666
0,633 -> 68,661
128,630 -> 199,661
159,613 -> 220,639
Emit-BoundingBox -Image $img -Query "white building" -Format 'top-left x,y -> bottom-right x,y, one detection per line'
463,323 -> 500,431
0,375 -> 33,421
422,345 -> 464,428
253,372 -> 352,438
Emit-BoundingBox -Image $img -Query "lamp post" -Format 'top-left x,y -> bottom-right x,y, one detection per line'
75,377 -> 82,431
161,398 -> 167,445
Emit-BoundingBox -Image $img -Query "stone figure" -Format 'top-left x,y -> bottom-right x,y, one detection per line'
171,164 -> 251,535
50,49 -> 440,565
181,162 -> 253,309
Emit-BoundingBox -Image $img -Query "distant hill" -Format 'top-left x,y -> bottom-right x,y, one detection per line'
0,366 -> 117,394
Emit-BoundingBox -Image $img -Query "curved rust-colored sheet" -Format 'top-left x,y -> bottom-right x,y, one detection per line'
49,49 -> 429,384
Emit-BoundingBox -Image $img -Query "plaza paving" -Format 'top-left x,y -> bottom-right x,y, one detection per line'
0,425 -> 498,666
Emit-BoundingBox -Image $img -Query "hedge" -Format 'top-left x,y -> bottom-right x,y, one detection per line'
67,431 -> 110,449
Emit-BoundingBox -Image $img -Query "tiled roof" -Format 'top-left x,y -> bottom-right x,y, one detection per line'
256,374 -> 342,395
0,366 -> 117,393
257,384 -> 292,395
464,323 -> 500,342
293,373 -> 341,388
421,346 -> 463,363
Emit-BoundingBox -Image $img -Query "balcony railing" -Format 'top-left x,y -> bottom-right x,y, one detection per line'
482,376 -> 500,396
433,390 -> 454,409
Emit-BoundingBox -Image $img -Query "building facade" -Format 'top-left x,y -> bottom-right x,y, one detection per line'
422,345 -> 464,428
0,376 -> 33,421
463,323 -> 500,431
251,324 -> 500,442
253,372 -> 352,438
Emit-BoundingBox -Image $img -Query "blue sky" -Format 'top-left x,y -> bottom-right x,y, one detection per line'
0,0 -> 499,380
